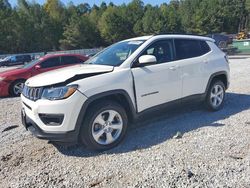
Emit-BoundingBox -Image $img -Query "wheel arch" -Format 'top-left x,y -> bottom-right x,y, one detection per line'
205,71 -> 229,94
74,89 -> 137,140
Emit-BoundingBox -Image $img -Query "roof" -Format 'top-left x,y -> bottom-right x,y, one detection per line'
44,53 -> 86,57
38,53 -> 87,61
154,34 -> 215,42
123,34 -> 215,43
123,35 -> 153,42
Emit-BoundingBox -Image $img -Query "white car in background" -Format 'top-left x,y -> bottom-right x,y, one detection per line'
21,34 -> 230,151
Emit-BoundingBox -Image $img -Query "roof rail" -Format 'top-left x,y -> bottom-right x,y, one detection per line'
154,32 -> 206,37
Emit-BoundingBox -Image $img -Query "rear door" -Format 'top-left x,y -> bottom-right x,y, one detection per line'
174,39 -> 211,97
131,39 -> 182,112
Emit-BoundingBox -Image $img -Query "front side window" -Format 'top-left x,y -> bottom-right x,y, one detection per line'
40,57 -> 60,68
10,56 -> 16,62
85,40 -> 145,66
141,40 -> 174,64
22,59 -> 40,68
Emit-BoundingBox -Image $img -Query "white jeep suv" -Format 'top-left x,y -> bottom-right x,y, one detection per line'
21,35 -> 230,151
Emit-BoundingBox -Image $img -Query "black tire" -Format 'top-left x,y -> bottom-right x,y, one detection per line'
9,79 -> 25,97
205,80 -> 225,111
79,100 -> 128,151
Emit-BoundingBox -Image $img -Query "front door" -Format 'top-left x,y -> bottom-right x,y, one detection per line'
131,40 -> 182,112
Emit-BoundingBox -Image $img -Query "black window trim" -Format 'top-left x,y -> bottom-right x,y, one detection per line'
59,56 -> 62,65
39,56 -> 61,69
173,38 -> 211,61
131,38 -> 176,68
200,40 -> 212,55
60,55 -> 82,65
131,38 -> 211,68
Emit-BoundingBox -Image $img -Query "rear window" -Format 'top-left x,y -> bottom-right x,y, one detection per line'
175,39 -> 211,60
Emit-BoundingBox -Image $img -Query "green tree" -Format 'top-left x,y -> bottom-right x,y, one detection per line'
60,15 -> 100,49
0,0 -> 14,53
76,3 -> 91,14
140,5 -> 164,35
1,0 -> 250,54
44,0 -> 67,50
160,1 -> 182,33
125,0 -> 144,35
98,6 -> 132,43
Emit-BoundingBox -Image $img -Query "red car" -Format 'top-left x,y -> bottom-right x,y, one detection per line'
0,54 -> 88,97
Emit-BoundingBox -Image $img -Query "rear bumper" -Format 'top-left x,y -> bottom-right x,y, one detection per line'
22,109 -> 78,142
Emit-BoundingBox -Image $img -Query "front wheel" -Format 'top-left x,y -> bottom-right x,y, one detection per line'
205,80 -> 225,111
79,100 -> 128,151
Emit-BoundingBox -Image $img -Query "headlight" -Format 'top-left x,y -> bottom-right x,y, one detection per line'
0,77 -> 5,81
41,85 -> 78,100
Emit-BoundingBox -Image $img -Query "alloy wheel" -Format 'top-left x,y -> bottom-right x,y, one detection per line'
210,84 -> 224,108
91,110 -> 123,145
13,82 -> 24,95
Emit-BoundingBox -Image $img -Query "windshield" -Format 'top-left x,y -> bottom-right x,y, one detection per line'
22,59 -> 39,68
2,56 -> 11,61
85,40 -> 145,66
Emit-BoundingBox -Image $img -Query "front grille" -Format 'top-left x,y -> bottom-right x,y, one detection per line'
22,85 -> 43,101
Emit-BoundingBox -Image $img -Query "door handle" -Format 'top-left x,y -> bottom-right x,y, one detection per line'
169,66 -> 178,70
203,59 -> 209,64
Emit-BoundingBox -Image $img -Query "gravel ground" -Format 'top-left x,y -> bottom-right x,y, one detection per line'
0,58 -> 250,188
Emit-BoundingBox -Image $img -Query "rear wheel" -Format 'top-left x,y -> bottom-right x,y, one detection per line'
9,80 -> 25,97
205,80 -> 225,111
79,100 -> 128,151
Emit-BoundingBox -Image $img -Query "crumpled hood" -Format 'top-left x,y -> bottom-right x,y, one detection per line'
26,64 -> 114,87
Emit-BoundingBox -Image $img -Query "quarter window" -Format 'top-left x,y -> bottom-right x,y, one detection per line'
200,41 -> 211,54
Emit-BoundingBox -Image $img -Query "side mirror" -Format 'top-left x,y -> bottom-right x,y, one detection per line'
34,64 -> 41,70
138,55 -> 157,66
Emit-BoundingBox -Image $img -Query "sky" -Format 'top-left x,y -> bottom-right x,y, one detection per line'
9,0 -> 171,7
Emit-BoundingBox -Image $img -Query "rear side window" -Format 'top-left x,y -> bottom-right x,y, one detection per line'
61,56 -> 82,65
175,39 -> 210,60
40,57 -> 60,68
23,55 -> 31,61
16,56 -> 23,61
